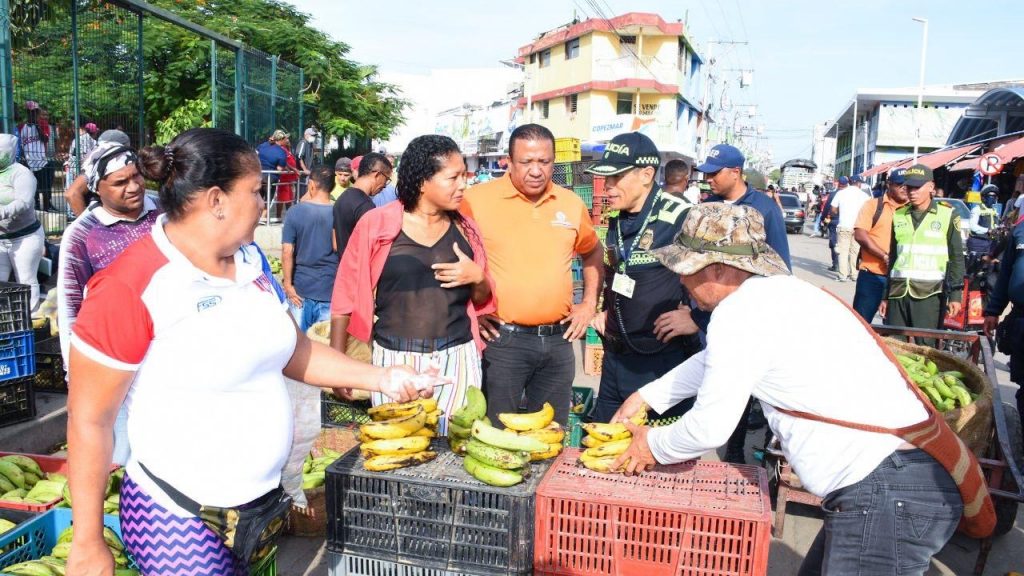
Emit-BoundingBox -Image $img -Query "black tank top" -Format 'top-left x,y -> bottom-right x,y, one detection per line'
374,221 -> 474,342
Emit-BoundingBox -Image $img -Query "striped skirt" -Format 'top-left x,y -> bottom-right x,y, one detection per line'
120,474 -> 249,575
371,338 -> 482,437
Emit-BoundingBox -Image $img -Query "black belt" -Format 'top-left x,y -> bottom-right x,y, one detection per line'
499,322 -> 567,336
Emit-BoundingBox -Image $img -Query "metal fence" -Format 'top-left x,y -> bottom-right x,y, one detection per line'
0,0 -> 316,234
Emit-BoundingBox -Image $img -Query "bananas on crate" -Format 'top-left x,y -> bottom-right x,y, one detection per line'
454,393 -> 553,487
3,524 -> 137,576
0,455 -> 67,506
60,468 -> 123,516
447,386 -> 487,455
576,403 -> 647,473
896,353 -> 978,413
301,449 -> 343,490
359,398 -> 440,471
0,518 -> 15,535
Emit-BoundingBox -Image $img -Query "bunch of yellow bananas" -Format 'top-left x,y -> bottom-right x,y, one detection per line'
577,404 -> 647,473
499,403 -> 564,462
301,448 -> 343,490
359,398 -> 441,471
0,455 -> 67,506
3,525 -> 137,575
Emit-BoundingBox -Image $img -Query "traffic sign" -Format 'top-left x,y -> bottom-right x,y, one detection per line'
978,152 -> 1004,176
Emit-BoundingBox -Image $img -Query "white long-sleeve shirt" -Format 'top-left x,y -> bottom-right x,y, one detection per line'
641,274 -> 929,497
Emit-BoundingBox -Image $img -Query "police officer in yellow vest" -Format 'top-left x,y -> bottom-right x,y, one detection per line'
883,164 -> 965,338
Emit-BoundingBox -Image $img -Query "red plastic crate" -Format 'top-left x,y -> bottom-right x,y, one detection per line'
593,176 -> 606,199
534,450 -> 771,576
0,452 -> 70,513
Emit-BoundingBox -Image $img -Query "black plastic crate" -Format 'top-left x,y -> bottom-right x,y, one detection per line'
322,392 -> 373,428
0,284 -> 30,336
0,375 -> 35,428
326,443 -> 551,576
0,331 -> 35,383
33,337 -> 65,393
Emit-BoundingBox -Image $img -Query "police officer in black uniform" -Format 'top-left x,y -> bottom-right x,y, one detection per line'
984,212 -> 1024,445
587,133 -> 702,423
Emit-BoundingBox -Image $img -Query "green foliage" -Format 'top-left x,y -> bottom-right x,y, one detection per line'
8,0 -> 406,147
769,168 -> 782,183
155,97 -> 211,145
744,169 -> 767,190
142,0 -> 408,141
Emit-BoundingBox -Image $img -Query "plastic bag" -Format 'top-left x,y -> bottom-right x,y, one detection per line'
280,377 -> 321,508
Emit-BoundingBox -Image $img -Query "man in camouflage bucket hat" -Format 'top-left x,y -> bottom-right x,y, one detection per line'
650,203 -> 789,279
608,202 -> 964,575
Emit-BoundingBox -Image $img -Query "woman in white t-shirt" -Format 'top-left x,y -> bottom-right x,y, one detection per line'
65,128 -> 439,576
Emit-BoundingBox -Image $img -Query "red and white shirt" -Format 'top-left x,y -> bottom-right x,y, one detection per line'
72,215 -> 296,514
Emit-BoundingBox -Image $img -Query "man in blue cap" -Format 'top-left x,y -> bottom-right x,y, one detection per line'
693,143 -> 791,463
851,168 -> 908,321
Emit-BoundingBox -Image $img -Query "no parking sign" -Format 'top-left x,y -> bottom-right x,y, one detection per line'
978,152 -> 1005,176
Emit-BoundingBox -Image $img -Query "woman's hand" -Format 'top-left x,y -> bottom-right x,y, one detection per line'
432,243 -> 484,288
66,537 -> 115,576
377,366 -> 450,403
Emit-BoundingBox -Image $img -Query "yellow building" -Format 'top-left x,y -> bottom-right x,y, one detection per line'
516,13 -> 704,158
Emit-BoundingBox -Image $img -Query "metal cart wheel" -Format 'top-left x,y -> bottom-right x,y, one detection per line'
993,401 -> 1024,538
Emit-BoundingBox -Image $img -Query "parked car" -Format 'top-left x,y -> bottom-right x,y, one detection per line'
779,193 -> 805,234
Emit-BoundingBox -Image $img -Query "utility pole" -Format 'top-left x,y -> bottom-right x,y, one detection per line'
700,40 -> 748,159
912,17 -> 929,161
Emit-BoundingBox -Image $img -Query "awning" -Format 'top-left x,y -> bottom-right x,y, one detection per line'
861,160 -> 902,178
990,134 -> 1024,163
875,143 -> 982,175
948,157 -> 978,172
943,134 -> 1024,172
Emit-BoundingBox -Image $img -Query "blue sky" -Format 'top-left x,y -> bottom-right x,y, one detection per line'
287,0 -> 1024,166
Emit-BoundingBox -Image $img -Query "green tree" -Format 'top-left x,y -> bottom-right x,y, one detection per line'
769,168 -> 781,183
142,0 -> 407,144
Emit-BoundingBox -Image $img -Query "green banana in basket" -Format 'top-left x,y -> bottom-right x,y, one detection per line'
2,561 -> 60,576
1,455 -> 44,478
0,460 -> 26,489
0,518 -> 16,535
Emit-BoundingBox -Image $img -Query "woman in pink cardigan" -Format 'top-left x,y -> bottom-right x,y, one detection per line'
329,135 -> 495,434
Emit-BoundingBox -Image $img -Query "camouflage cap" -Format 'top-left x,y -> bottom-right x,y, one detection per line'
651,203 -> 791,278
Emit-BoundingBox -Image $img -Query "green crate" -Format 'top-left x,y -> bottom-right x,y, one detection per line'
572,185 -> 594,208
321,392 -> 373,428
252,546 -> 278,576
585,327 -> 601,346
564,386 -> 595,447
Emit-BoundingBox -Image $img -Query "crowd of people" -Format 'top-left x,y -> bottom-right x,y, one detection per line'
0,116 -> 1010,575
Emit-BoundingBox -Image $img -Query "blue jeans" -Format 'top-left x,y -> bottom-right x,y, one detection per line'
852,270 -> 888,323
481,328 -> 575,426
289,297 -> 331,333
797,449 -> 962,576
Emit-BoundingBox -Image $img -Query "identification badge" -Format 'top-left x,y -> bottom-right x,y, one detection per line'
611,273 -> 636,298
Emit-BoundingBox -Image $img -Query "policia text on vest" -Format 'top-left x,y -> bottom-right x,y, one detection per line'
885,200 -> 965,334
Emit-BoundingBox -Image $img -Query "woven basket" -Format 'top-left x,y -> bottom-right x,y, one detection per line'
286,429 -> 359,536
884,337 -> 993,456
306,321 -> 371,401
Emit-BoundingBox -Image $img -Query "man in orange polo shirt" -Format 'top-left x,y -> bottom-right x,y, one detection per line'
852,168 -> 908,321
462,124 -> 604,426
